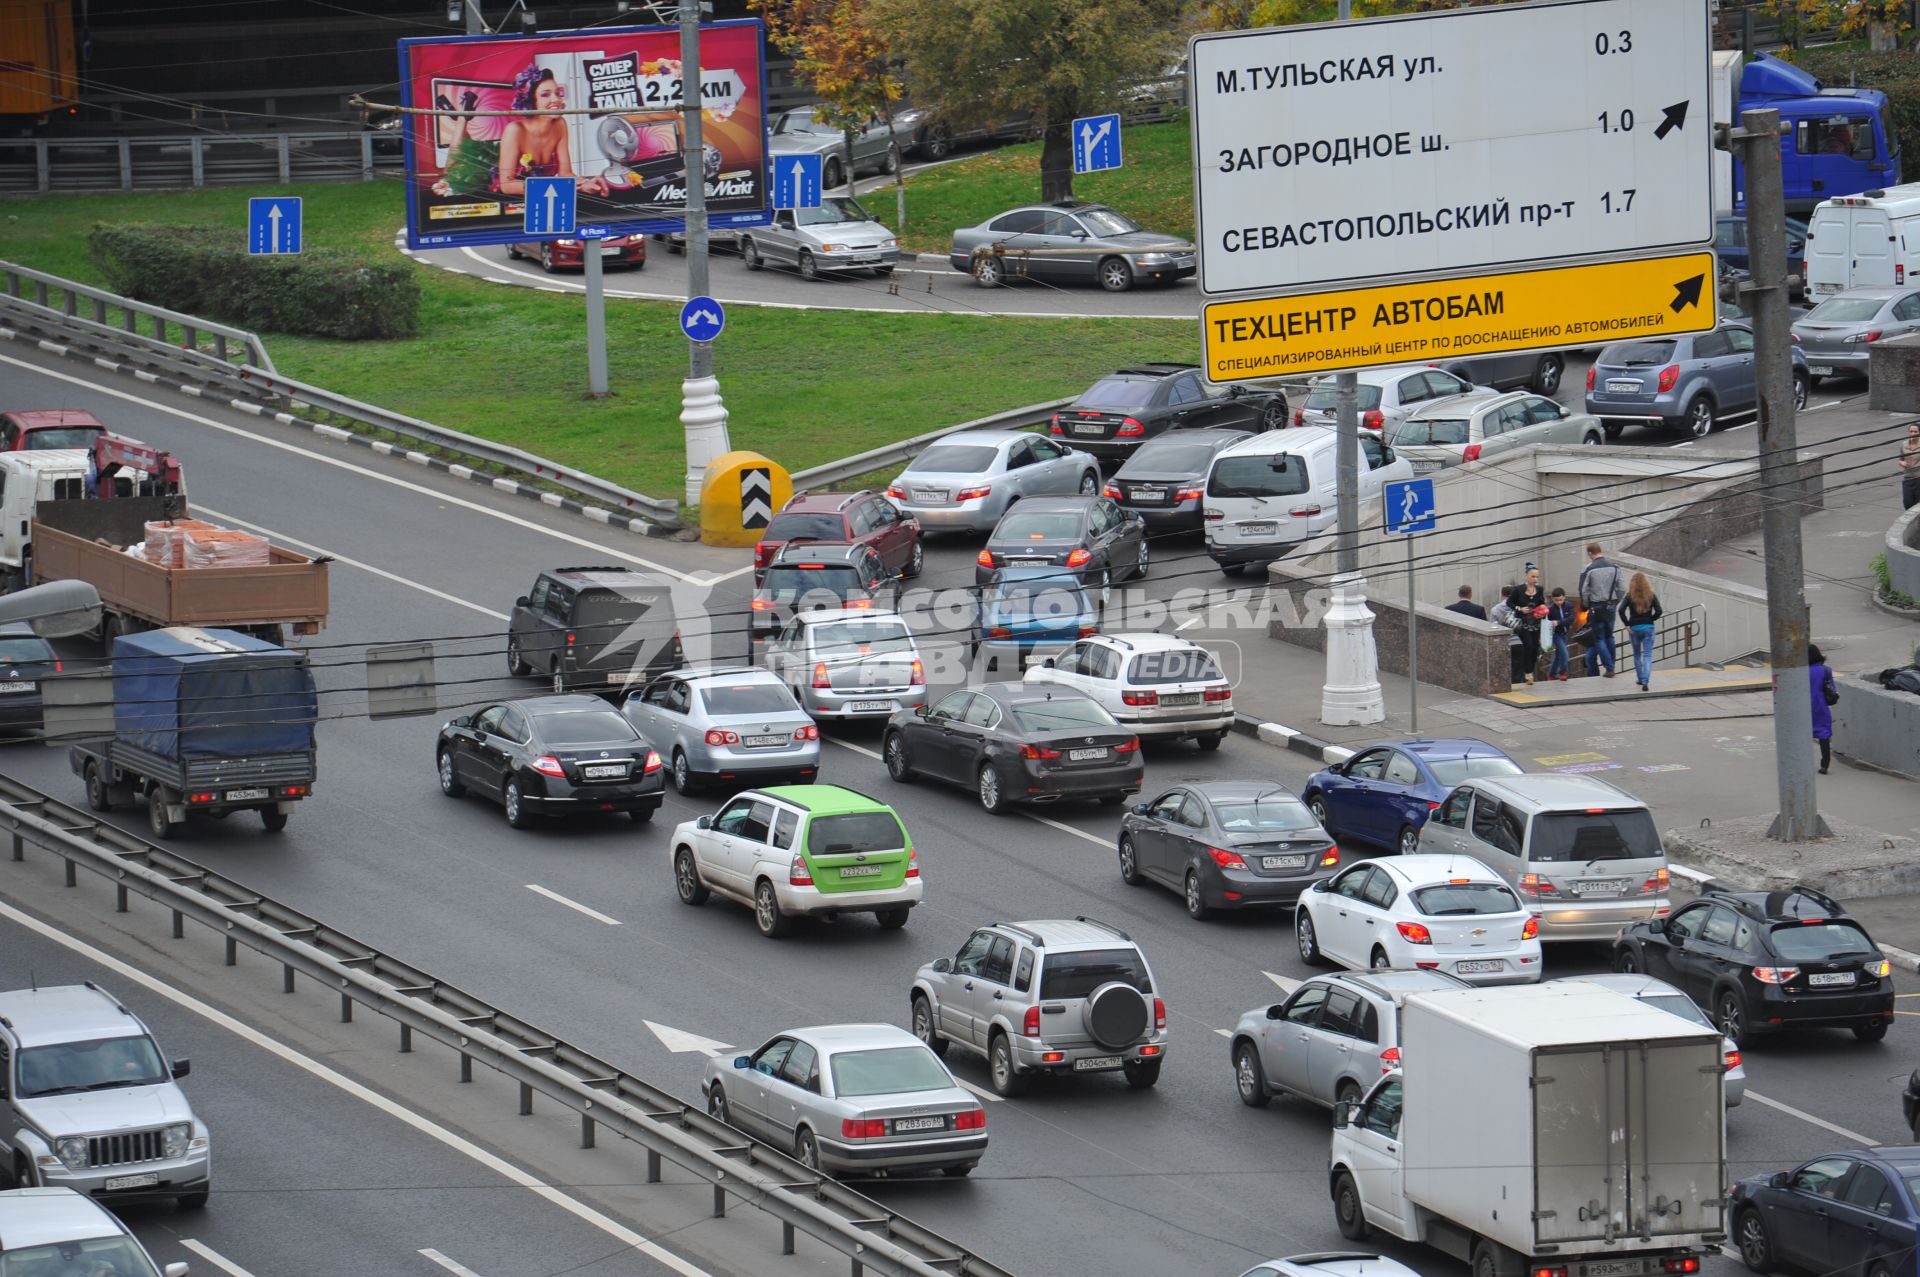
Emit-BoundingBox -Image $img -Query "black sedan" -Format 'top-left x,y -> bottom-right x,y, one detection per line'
974,495 -> 1147,589
1103,429 -> 1251,531
1729,1147 -> 1920,1277
436,694 -> 664,828
1049,363 -> 1286,463
881,685 -> 1142,815
1906,1070 -> 1919,1141
0,622 -> 59,735
1613,886 -> 1895,1045
1118,782 -> 1341,920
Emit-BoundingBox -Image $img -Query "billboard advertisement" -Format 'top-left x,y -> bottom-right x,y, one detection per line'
396,20 -> 770,250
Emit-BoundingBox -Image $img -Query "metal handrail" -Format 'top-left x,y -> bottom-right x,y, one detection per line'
0,771 -> 1015,1277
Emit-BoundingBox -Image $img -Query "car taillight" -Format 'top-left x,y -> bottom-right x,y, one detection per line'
1023,1005 -> 1041,1037
1724,1049 -> 1741,1070
1117,416 -> 1146,437
1020,743 -> 1062,760
1065,548 -> 1092,567
987,626 -> 1012,639
1379,1045 -> 1400,1073
1049,415 -> 1064,435
792,724 -> 819,742
1521,915 -> 1540,940
1077,625 -> 1099,637
1203,685 -> 1231,701
956,485 -> 991,501
812,662 -> 832,689
1900,264 -> 1907,285
1396,921 -> 1433,944
1362,409 -> 1383,430
1122,689 -> 1158,706
953,1108 -> 986,1130
885,485 -> 906,500
1208,846 -> 1246,869
565,631 -> 576,647
1752,966 -> 1799,984
755,542 -> 773,567
1103,484 -> 1122,499
52,659 -> 62,673
1585,366 -> 1596,391
1290,504 -> 1322,517
1153,997 -> 1166,1030
1867,958 -> 1893,977
977,548 -> 995,568
1426,801 -> 1442,812
841,1117 -> 886,1139
1320,845 -> 1340,866
1176,487 -> 1204,501
1656,364 -> 1680,392
704,729 -> 740,746
1533,1267 -> 1569,1277
1113,737 -> 1140,753
531,755 -> 566,777
1640,867 -> 1669,894
751,597 -> 772,611
1661,1260 -> 1700,1275
909,659 -> 925,686
1461,444 -> 1483,463
1518,872 -> 1558,897
643,750 -> 662,773
905,849 -> 919,878
789,854 -> 813,886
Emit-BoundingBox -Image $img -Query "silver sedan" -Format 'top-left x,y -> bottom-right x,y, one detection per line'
1388,390 -> 1605,473
702,1024 -> 987,1177
1791,285 -> 1920,385
886,430 -> 1100,533
768,106 -> 902,189
737,195 -> 900,280
622,667 -> 820,795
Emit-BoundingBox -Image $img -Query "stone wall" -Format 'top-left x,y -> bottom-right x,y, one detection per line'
1870,334 -> 1920,414
1265,565 -> 1515,696
1833,674 -> 1920,780
1889,506 -> 1920,604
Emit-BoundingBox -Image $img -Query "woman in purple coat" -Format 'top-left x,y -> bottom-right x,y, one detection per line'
1808,644 -> 1837,774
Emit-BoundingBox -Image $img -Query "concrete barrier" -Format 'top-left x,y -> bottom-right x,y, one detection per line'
1870,333 -> 1920,413
1833,673 -> 1920,781
1264,567 -> 1515,695
1889,505 -> 1920,604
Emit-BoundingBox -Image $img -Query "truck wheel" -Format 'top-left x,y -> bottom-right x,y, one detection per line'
1473,1238 -> 1519,1277
1333,1170 -> 1369,1240
506,636 -> 530,677
84,762 -> 113,813
147,787 -> 176,840
260,808 -> 288,833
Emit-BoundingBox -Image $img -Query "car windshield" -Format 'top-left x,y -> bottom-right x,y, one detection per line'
1600,340 -> 1676,367
1126,649 -> 1223,683
1040,948 -> 1152,998
15,1035 -> 168,1097
829,1045 -> 952,1097
762,566 -> 863,599
795,197 -> 873,227
701,682 -> 797,715
1526,809 -> 1661,862
0,1236 -> 161,1277
1213,796 -> 1319,831
1411,882 -> 1520,915
807,810 -> 906,854
1768,921 -> 1877,960
1208,454 -> 1308,498
1427,756 -> 1524,786
1078,208 -> 1141,236
0,637 -> 54,663
538,710 -> 641,744
1393,417 -> 1470,446
1121,440 -> 1218,474
811,619 -> 915,655
1306,383 -> 1382,411
1804,296 -> 1887,323
1638,991 -> 1715,1030
1076,377 -> 1156,409
995,510 -> 1082,540
764,512 -> 845,542
1012,696 -> 1115,732
907,444 -> 999,474
22,427 -> 103,449
990,582 -> 1088,618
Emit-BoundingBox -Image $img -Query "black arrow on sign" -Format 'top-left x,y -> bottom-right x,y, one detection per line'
1670,274 -> 1705,313
740,467 -> 773,529
1653,100 -> 1689,141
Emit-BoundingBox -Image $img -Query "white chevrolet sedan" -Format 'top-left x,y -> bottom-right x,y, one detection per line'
1294,854 -> 1542,986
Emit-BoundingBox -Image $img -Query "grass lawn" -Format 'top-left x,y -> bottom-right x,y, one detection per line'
0,131 -> 1197,501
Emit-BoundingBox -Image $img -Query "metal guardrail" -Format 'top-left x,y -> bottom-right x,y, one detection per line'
0,771 -> 1016,1277
791,398 -> 1074,491
0,131 -> 399,195
3,258 -> 276,375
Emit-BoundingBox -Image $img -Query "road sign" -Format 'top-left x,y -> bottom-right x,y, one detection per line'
1384,478 -> 1437,536
1188,0 -> 1712,296
773,154 -> 822,210
1202,250 -> 1716,382
740,466 -> 773,528
1072,113 -> 1123,175
680,295 -> 726,343
524,176 -> 577,236
247,197 -> 302,255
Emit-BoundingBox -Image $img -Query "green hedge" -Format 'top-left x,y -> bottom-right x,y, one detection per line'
88,224 -> 419,340
1788,48 -> 1920,180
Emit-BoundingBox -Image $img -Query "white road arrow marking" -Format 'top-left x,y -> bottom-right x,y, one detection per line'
643,1019 -> 734,1058
543,183 -> 559,230
1263,970 -> 1301,995
265,205 -> 283,254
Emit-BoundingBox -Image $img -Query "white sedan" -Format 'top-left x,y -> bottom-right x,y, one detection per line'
1294,854 -> 1542,986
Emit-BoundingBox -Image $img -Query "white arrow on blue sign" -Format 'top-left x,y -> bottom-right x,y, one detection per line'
1071,113 -> 1123,175
773,153 -> 822,210
1384,477 -> 1437,535
247,197 -> 302,255
523,175 -> 577,236
680,295 -> 726,343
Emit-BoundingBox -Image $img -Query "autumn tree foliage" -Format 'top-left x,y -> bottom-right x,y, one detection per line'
750,0 -> 906,185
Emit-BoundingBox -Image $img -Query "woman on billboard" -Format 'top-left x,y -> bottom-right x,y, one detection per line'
497,65 -> 609,197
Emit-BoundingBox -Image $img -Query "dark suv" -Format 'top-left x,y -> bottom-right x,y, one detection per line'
751,544 -> 895,653
1048,364 -> 1287,462
752,489 -> 923,583
508,567 -> 683,695
1613,885 -> 1896,1045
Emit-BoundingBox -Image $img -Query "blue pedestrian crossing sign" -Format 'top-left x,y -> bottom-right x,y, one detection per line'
524,175 -> 577,235
1384,477 -> 1437,535
247,197 -> 302,255
773,153 -> 822,210
680,295 -> 726,343
1072,113 -> 1123,175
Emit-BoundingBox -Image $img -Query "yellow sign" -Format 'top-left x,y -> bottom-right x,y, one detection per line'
700,450 -> 791,549
1202,252 -> 1718,382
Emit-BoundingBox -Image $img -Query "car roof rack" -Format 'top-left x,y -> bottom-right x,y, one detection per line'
1113,363 -> 1200,377
1073,915 -> 1132,942
995,922 -> 1046,948
552,565 -> 632,575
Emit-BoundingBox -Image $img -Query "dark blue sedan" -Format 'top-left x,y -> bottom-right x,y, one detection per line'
1301,738 -> 1522,856
1730,1148 -> 1920,1277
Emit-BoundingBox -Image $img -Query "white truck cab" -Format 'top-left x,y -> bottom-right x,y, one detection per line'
0,450 -> 90,590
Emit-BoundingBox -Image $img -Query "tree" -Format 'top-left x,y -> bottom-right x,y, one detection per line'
749,0 -> 907,213
1766,0 -> 1911,51
1195,0 -> 1514,29
865,0 -> 1185,203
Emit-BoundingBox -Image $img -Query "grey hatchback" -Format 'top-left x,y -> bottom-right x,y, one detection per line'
1229,969 -> 1469,1110
1791,286 -> 1920,384
1583,323 -> 1809,439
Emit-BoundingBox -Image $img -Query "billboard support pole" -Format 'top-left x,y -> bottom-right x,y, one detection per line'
679,0 -> 732,507
584,246 -> 610,397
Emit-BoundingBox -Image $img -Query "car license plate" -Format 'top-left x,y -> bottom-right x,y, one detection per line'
1068,747 -> 1108,761
839,865 -> 884,877
1581,1262 -> 1651,1277
1160,692 -> 1201,706
1412,460 -> 1442,474
1071,423 -> 1103,435
0,681 -> 35,693
1809,971 -> 1856,987
1010,557 -> 1050,566
849,699 -> 891,712
892,1115 -> 946,1132
1072,1055 -> 1123,1072
1810,365 -> 1835,375
1606,379 -> 1641,393
105,1172 -> 159,1191
1131,486 -> 1165,501
913,488 -> 948,502
1569,878 -> 1629,895
224,787 -> 270,802
1261,854 -> 1308,870
601,246 -> 623,257
1239,521 -> 1277,536
1456,959 -> 1507,974
744,734 -> 786,747
582,764 -> 626,779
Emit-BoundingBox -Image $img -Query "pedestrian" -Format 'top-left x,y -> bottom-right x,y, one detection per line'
1546,587 -> 1575,681
1808,643 -> 1838,774
1446,584 -> 1487,621
1509,563 -> 1548,685
1577,542 -> 1624,679
1619,571 -> 1664,691
1902,421 -> 1920,510
1490,585 -> 1529,687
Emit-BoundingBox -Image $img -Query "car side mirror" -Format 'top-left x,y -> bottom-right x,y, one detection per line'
170,1057 -> 191,1079
514,595 -> 529,608
1770,1171 -> 1790,1189
913,704 -> 929,718
1229,385 -> 1246,397
1332,1101 -> 1357,1129
932,957 -> 952,973
733,1055 -> 751,1070
164,1265 -> 190,1277
696,815 -> 712,830
1041,657 -> 1056,668
1131,802 -> 1150,815
1312,878 -> 1332,893
1647,916 -> 1666,934
1266,1003 -> 1286,1020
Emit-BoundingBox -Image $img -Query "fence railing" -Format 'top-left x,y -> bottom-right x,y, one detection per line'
0,771 -> 1015,1277
0,131 -> 399,195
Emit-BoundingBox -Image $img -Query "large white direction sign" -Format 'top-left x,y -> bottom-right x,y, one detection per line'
1189,0 -> 1712,297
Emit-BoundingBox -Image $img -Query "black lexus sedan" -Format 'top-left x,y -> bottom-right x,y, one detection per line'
1118,781 -> 1342,920
436,694 -> 664,829
1103,429 -> 1252,532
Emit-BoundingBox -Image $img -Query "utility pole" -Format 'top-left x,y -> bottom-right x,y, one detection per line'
460,2 -> 484,35
1732,107 -> 1827,841
678,0 -> 732,506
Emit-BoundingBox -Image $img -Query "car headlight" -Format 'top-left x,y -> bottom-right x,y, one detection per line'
881,238 -> 898,249
1132,253 -> 1172,264
819,243 -> 845,253
54,1136 -> 88,1170
163,1123 -> 192,1159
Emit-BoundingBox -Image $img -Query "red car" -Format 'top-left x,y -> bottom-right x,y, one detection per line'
506,235 -> 647,273
0,409 -> 107,451
752,489 -> 924,584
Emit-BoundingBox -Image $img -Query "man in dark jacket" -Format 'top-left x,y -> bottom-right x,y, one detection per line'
1577,542 -> 1624,678
1446,584 -> 1487,621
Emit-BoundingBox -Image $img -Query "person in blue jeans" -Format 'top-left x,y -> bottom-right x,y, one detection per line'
1618,571 -> 1664,690
1577,542 -> 1623,678
1545,588 -> 1575,680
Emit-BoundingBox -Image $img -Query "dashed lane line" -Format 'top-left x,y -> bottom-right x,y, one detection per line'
526,884 -> 622,925
179,1241 -> 259,1277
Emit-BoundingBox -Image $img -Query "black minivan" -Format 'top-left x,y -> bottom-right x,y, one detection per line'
507,567 -> 683,696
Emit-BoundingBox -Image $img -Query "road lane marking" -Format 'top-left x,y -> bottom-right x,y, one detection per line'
0,900 -> 714,1277
526,884 -> 621,925
180,1241 -> 259,1277
1263,971 -> 1301,994
421,1249 -> 487,1277
830,737 -> 882,761
643,1019 -> 730,1057
954,1078 -> 1003,1103
1214,1028 -> 1232,1038
1744,1090 -> 1874,1144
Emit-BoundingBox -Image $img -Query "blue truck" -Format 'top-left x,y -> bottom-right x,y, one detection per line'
70,626 -> 318,839
1718,52 -> 1901,216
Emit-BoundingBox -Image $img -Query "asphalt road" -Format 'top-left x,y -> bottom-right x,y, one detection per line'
0,339 -> 1910,1277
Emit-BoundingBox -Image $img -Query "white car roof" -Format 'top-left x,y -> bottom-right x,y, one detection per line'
1216,425 -> 1337,457
1085,631 -> 1206,654
1311,365 -> 1446,389
1370,853 -> 1508,887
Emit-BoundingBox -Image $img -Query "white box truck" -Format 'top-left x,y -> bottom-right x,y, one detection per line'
1804,184 -> 1920,295
1329,983 -> 1727,1277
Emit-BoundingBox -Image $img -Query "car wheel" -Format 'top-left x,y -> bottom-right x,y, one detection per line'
1396,824 -> 1419,856
742,238 -> 763,271
672,750 -> 696,795
1096,256 -> 1134,293
794,1127 -> 821,1171
1370,946 -> 1392,971
1184,870 -> 1213,920
972,255 -> 1005,288
437,750 -> 466,798
1613,947 -> 1639,973
1306,794 -> 1330,828
1234,1042 -> 1271,1107
1473,1239 -> 1512,1277
823,157 -> 845,190
1684,395 -> 1716,438
674,848 -> 709,905
1793,372 -> 1809,411
1336,1079 -> 1363,1106
1806,372 -> 1825,390
1220,562 -> 1247,577
1716,989 -> 1746,1045
754,878 -> 793,937
875,906 -> 910,929
911,993 -> 947,1056
1736,1208 -> 1775,1273
1079,470 -> 1100,495
881,143 -> 901,174
84,762 -> 112,812
1854,1018 -> 1890,1043
1132,539 -> 1150,581
629,806 -> 655,823
1198,731 -> 1225,752
923,125 -> 952,159
1583,431 -> 1604,445
147,787 -> 175,840
504,779 -> 535,829
1261,398 -> 1289,431
1296,907 -> 1327,966
1118,836 -> 1144,885
260,808 -> 288,833
988,1032 -> 1028,1096
941,1162 -> 975,1177
905,539 -> 925,578
977,763 -> 1008,815
1333,1170 -> 1369,1241
707,1084 -> 732,1127
506,245 -> 521,260
507,635 -> 529,676
883,731 -> 915,783
1603,420 -> 1624,441
799,250 -> 819,281
1123,1058 -> 1161,1089
1532,353 -> 1564,396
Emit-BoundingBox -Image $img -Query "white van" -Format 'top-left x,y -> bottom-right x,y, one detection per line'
1202,425 -> 1412,574
0,450 -> 90,591
1805,184 -> 1920,295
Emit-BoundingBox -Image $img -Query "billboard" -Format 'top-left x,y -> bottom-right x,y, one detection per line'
396,20 -> 770,250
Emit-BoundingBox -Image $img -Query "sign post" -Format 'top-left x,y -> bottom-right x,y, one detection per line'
1384,477 -> 1438,733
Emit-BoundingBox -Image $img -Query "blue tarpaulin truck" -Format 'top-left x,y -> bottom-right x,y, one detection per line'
69,627 -> 318,839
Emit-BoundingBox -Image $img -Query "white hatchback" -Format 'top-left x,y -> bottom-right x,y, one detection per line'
1295,854 -> 1542,986
1023,632 -> 1233,747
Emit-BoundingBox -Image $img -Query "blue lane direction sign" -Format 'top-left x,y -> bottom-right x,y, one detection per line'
1072,113 -> 1123,175
680,295 -> 726,344
1384,477 -> 1437,535
773,153 -> 822,210
247,197 -> 302,255
524,175 -> 577,236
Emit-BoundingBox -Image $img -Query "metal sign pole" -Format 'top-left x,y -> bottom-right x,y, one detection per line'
1407,531 -> 1418,734
679,0 -> 732,506
584,245 -> 609,396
